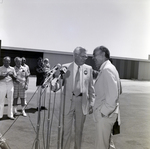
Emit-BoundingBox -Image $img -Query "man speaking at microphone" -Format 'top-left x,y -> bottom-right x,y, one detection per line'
52,47 -> 95,149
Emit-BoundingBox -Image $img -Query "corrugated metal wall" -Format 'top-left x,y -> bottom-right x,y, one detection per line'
1,48 -> 150,80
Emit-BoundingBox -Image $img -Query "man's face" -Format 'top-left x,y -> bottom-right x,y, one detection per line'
3,57 -> 11,68
93,50 -> 104,69
22,59 -> 26,65
75,51 -> 88,66
38,59 -> 43,66
15,59 -> 22,67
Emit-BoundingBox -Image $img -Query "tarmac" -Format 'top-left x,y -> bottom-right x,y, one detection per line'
0,77 -> 150,149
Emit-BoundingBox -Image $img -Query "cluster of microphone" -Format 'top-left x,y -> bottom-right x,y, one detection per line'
42,64 -> 67,88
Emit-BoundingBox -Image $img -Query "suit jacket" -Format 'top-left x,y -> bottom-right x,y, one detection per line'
60,62 -> 95,115
94,60 -> 121,117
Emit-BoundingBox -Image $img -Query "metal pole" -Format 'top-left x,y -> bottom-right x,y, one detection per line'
35,88 -> 42,149
57,78 -> 63,149
46,85 -> 52,149
61,79 -> 66,149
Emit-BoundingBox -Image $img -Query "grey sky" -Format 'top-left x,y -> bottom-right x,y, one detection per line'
0,0 -> 150,59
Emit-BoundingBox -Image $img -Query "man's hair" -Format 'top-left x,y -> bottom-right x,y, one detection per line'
37,57 -> 43,61
14,57 -> 22,62
44,58 -> 49,63
3,56 -> 11,61
73,47 -> 86,56
94,46 -> 110,59
22,57 -> 26,62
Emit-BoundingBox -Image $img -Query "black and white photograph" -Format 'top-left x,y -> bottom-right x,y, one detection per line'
0,0 -> 150,149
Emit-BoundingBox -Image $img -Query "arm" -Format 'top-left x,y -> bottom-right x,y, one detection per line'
0,72 -> 8,80
24,69 -> 29,90
27,65 -> 31,76
7,68 -> 17,81
88,67 -> 95,114
101,69 -> 119,117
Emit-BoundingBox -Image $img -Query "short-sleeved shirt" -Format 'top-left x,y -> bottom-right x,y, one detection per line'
22,64 -> 30,76
0,65 -> 16,82
13,66 -> 28,98
14,66 -> 28,83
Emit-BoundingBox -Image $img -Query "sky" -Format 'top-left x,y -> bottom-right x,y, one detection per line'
0,0 -> 150,59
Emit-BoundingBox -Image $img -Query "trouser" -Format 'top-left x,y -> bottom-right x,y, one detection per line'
63,96 -> 86,149
0,81 -> 14,118
94,108 -> 117,149
37,86 -> 47,107
13,98 -> 25,107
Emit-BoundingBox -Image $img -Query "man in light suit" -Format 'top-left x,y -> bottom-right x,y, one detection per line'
92,46 -> 121,149
53,47 -> 95,149
0,57 -> 16,120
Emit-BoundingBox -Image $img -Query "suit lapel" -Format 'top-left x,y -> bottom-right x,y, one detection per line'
95,61 -> 109,83
68,62 -> 74,91
95,70 -> 102,83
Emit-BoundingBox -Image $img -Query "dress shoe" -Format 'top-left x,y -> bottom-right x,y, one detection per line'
14,112 -> 20,117
22,111 -> 27,117
40,106 -> 47,110
8,116 -> 15,120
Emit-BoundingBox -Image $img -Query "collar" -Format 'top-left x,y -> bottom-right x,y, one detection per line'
73,62 -> 84,69
3,65 -> 10,69
99,60 -> 110,71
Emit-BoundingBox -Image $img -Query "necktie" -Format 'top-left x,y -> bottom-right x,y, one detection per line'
73,66 -> 81,96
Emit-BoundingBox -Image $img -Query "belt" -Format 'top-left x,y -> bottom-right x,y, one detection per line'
72,93 -> 83,96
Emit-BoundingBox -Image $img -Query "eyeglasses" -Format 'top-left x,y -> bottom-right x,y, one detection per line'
77,54 -> 88,59
80,55 -> 88,59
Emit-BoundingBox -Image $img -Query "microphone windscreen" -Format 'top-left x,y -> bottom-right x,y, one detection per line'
56,63 -> 61,69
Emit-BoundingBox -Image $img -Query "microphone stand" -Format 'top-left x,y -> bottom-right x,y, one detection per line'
57,76 -> 63,149
46,84 -> 52,149
56,67 -> 67,149
61,79 -> 66,149
35,88 -> 42,149
35,73 -> 54,149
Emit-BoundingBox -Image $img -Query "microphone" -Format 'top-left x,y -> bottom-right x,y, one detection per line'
47,64 -> 61,76
54,66 -> 68,81
60,66 -> 67,75
42,63 -> 61,87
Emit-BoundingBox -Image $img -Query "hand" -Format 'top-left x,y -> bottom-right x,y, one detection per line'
51,78 -> 59,92
1,72 -> 8,77
24,84 -> 28,90
89,106 -> 93,114
7,71 -> 14,78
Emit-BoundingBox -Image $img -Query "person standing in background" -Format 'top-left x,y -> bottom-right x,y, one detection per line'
35,57 -> 47,110
43,58 -> 50,74
92,46 -> 121,149
22,57 -> 30,105
22,57 -> 30,76
13,57 -> 29,117
0,56 -> 16,120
